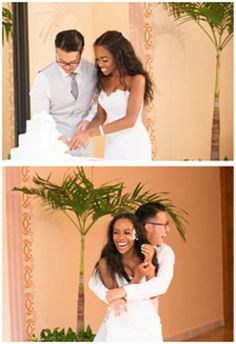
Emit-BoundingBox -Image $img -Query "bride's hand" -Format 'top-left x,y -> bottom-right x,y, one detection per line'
141,244 -> 155,263
69,130 -> 91,150
135,261 -> 155,280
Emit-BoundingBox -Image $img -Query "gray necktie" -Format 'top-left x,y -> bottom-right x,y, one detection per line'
70,72 -> 78,99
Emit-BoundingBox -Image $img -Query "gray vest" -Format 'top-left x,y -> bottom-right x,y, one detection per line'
41,60 -> 97,138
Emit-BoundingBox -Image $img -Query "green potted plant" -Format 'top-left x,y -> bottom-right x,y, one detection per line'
165,2 -> 233,160
13,167 -> 187,335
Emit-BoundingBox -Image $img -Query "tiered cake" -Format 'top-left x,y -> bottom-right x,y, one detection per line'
11,111 -> 70,161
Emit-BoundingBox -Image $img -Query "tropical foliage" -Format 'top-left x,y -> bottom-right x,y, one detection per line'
32,326 -> 95,342
165,2 -> 233,160
13,167 -> 187,333
2,7 -> 13,44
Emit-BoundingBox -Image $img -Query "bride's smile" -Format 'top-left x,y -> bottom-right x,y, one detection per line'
94,45 -> 118,76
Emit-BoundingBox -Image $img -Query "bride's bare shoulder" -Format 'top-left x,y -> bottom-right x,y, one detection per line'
125,74 -> 145,91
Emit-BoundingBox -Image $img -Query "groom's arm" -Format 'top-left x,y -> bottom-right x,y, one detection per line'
123,245 -> 175,301
84,103 -> 97,122
89,245 -> 175,303
88,262 -> 147,303
106,245 -> 175,302
30,72 -> 50,114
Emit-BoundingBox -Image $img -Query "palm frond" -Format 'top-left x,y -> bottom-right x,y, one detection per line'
13,167 -> 188,241
165,2 -> 233,48
2,7 -> 13,44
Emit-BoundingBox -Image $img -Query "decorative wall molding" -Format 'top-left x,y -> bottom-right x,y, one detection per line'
144,3 -> 158,160
8,44 -> 15,150
3,3 -> 15,157
129,3 -> 158,160
20,167 -> 36,340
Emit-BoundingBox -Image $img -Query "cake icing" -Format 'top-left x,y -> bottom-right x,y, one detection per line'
10,111 -> 71,161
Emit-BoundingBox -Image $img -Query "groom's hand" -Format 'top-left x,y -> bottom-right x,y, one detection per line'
109,298 -> 127,317
106,287 -> 126,303
58,135 -> 69,146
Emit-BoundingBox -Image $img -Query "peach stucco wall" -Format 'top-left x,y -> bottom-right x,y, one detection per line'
26,3 -> 233,160
27,2 -> 130,158
24,3 -> 232,161
3,166 -> 224,339
27,3 -> 130,83
2,3 -> 233,160
151,6 -> 233,160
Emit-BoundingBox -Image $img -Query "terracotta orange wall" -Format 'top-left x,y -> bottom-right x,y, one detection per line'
3,166 -> 223,339
3,169 -> 11,340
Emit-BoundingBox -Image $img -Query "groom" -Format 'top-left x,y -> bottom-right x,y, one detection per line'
30,29 -> 97,156
89,202 -> 175,313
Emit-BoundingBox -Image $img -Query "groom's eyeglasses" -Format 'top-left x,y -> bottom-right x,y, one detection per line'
56,60 -> 80,68
147,222 -> 169,229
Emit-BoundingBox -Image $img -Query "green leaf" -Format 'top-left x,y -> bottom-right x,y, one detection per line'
2,7 -> 13,43
32,334 -> 39,342
164,2 -> 233,49
13,167 -> 188,241
17,167 -> 188,332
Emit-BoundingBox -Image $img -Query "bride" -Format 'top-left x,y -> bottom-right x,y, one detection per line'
68,30 -> 153,161
89,213 -> 163,341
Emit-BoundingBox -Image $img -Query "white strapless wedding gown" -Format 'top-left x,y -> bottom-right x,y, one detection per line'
94,275 -> 163,342
98,90 -> 152,161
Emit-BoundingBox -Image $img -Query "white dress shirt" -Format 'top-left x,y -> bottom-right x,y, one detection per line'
89,243 -> 175,305
30,59 -> 97,139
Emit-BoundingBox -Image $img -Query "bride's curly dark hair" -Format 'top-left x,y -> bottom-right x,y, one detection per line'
95,213 -> 158,285
94,30 -> 154,105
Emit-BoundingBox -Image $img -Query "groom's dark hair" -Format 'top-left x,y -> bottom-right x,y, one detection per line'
55,29 -> 84,52
135,202 -> 166,225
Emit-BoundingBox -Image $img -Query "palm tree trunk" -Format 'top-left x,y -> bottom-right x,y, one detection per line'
77,235 -> 85,332
210,51 -> 221,160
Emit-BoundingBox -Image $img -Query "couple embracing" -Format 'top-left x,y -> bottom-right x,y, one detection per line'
89,202 -> 175,342
30,29 -> 153,161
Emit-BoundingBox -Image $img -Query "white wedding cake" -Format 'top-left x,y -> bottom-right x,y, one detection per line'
11,111 -> 71,161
